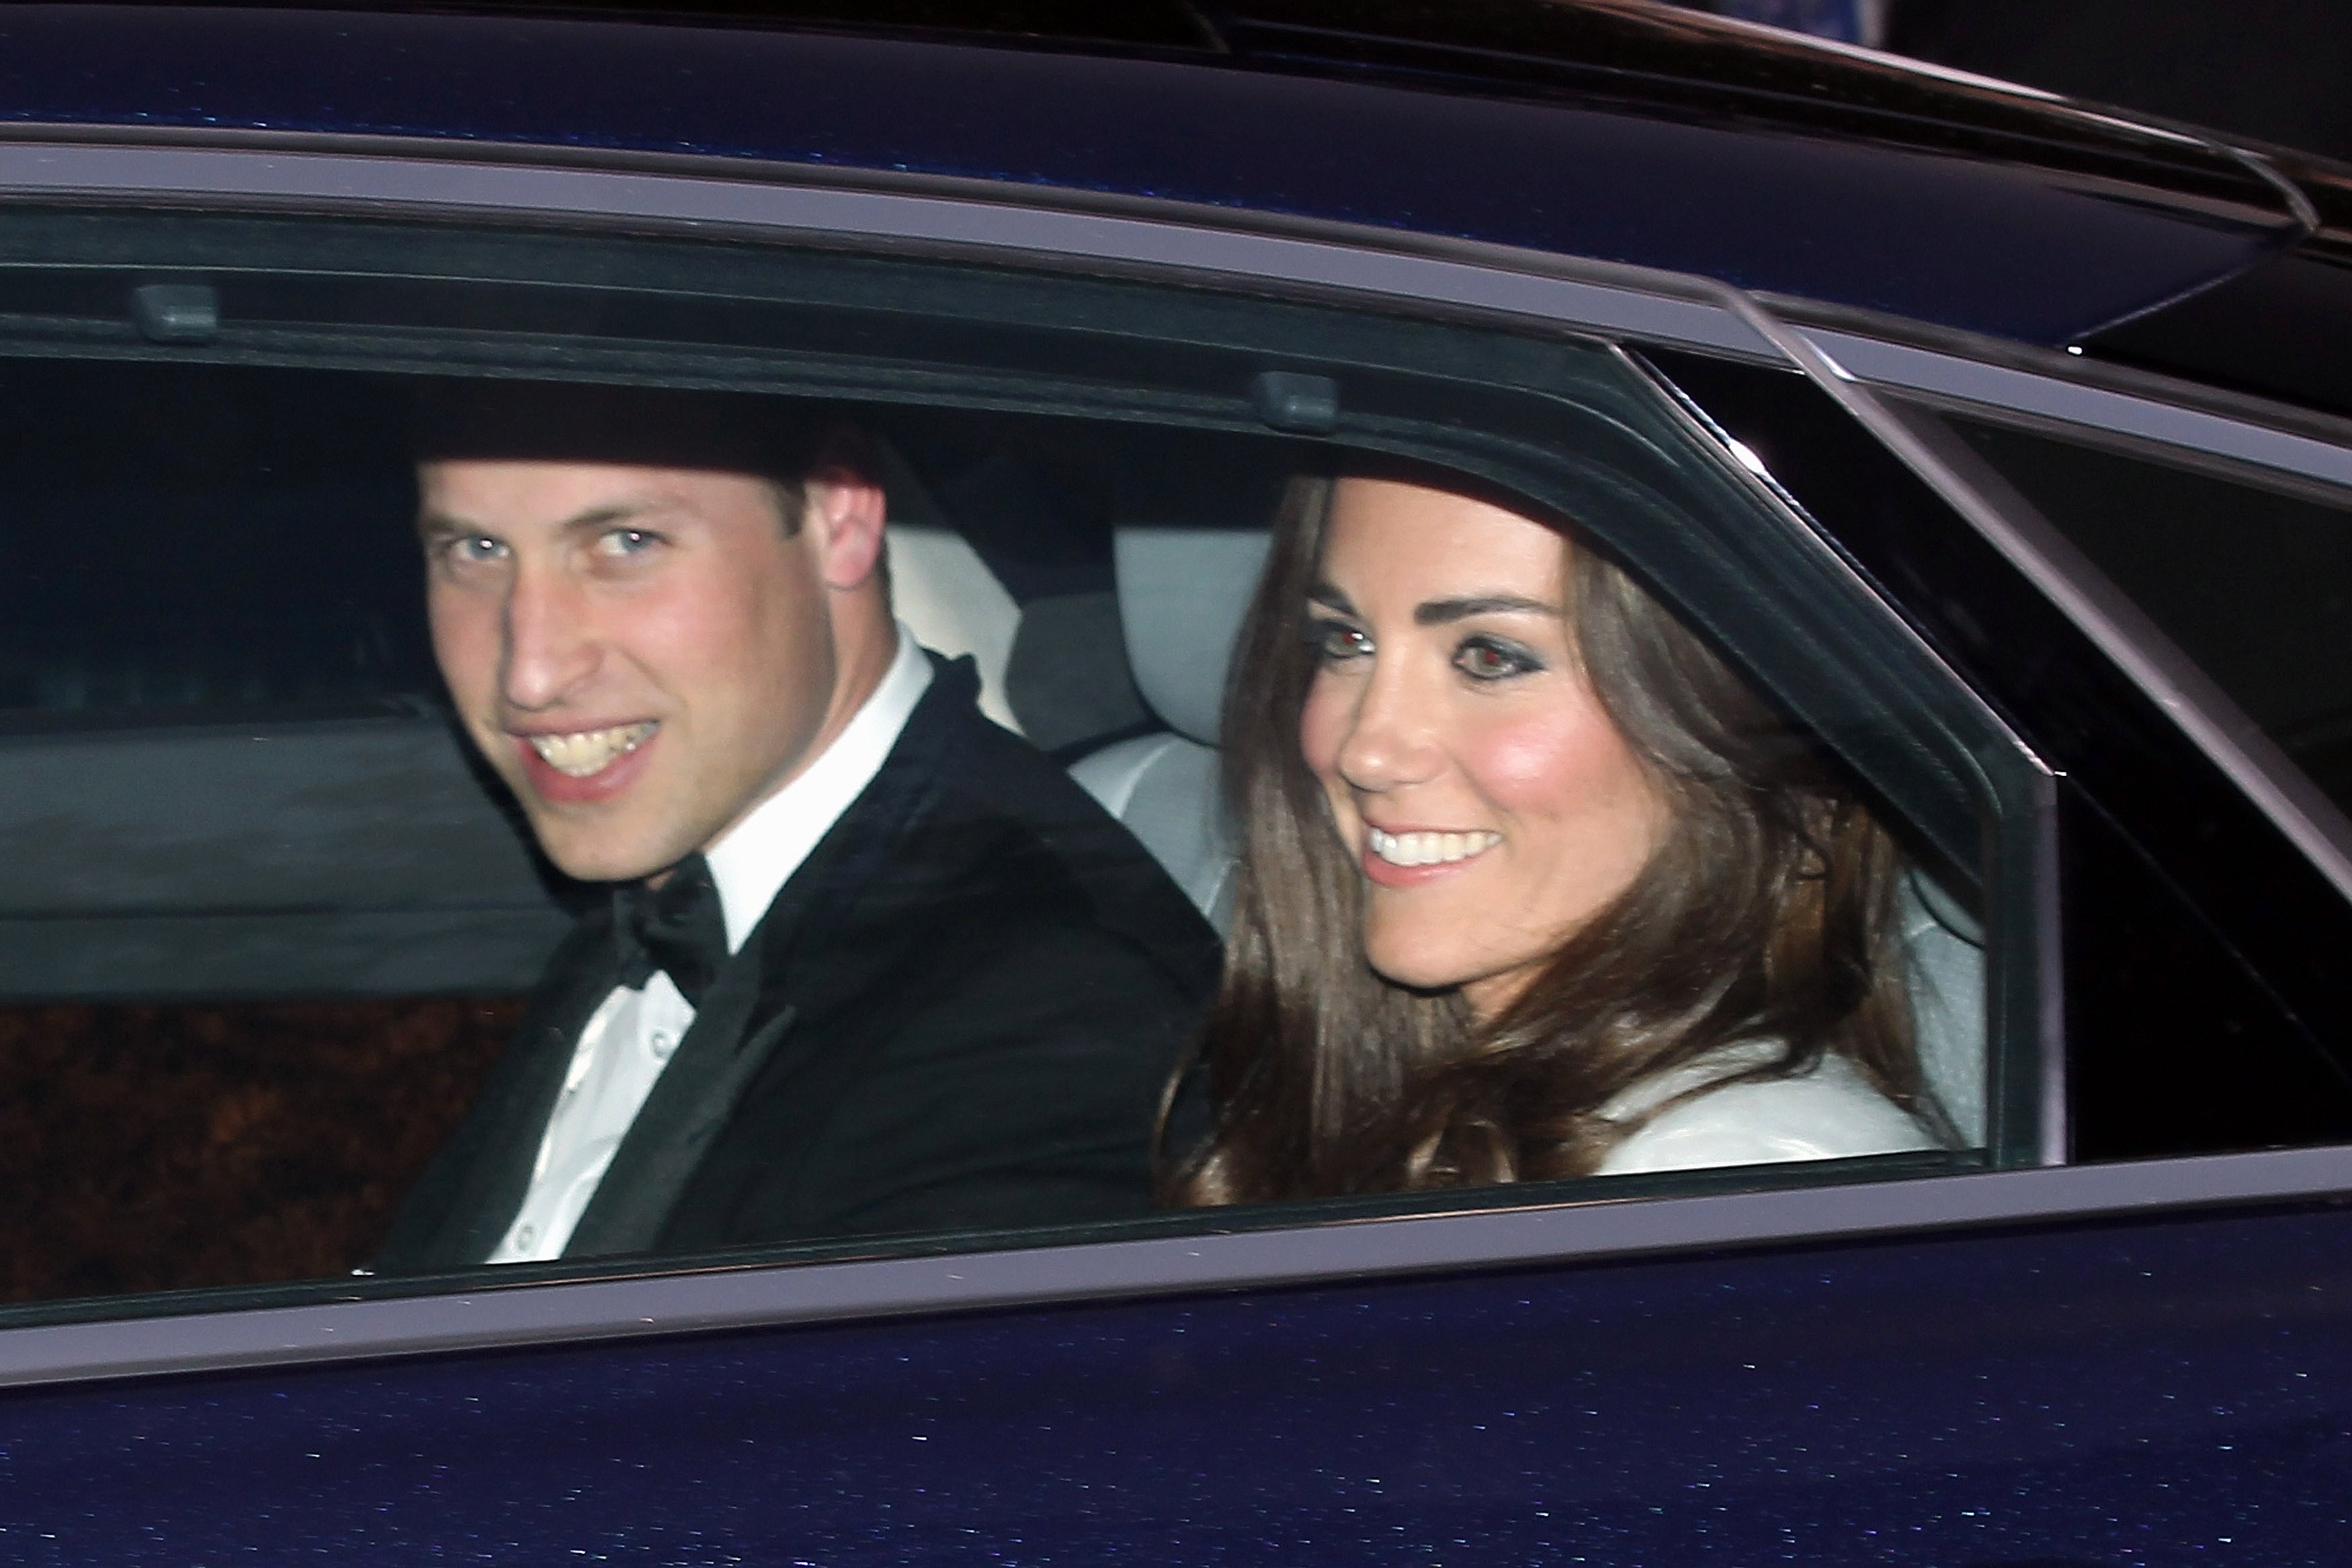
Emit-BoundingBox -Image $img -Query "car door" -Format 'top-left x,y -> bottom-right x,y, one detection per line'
0,128 -> 2342,1567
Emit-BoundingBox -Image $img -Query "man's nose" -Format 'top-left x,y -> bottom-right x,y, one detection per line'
1334,657 -> 1441,793
498,561 -> 598,712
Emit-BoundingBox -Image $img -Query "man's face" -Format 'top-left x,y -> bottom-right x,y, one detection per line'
420,460 -> 841,883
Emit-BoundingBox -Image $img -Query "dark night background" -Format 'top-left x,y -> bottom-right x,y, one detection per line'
1705,0 -> 2352,164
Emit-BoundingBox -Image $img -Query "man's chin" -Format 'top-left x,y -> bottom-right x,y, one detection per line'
520,807 -> 701,886
538,840 -> 687,886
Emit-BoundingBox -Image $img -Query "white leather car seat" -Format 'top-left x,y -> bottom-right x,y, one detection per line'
886,521 -> 1021,734
1899,865 -> 1988,1145
874,437 -> 1023,734
1068,525 -> 1270,930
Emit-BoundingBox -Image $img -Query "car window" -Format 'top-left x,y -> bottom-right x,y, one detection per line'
0,208 -> 2028,1323
1932,412 -> 2352,821
0,996 -> 518,1303
0,362 -> 437,727
1642,351 -> 2352,1163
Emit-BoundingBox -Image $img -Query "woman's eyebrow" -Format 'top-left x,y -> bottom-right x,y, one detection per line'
1306,581 -> 1357,615
1415,594 -> 1560,625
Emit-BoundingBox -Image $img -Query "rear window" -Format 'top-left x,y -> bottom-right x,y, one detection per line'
1939,414 -> 2352,818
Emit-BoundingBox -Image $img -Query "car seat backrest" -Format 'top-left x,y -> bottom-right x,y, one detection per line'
872,435 -> 1024,734
1899,864 -> 1988,1145
1068,523 -> 1271,930
885,522 -> 1021,734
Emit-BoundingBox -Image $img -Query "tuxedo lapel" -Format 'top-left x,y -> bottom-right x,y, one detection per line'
558,924 -> 792,1258
560,659 -> 980,1260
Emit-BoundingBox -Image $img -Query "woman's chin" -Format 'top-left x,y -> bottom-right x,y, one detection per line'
1361,936 -> 1476,997
1363,924 -> 1545,1014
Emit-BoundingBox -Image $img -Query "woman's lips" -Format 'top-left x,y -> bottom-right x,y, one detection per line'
513,722 -> 659,805
1360,826 -> 1501,888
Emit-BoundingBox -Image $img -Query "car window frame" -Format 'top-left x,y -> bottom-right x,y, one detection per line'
1,126 -> 2331,1389
1780,315 -> 2352,916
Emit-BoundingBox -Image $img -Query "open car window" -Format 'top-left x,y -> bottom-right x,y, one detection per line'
0,204 -> 2040,1324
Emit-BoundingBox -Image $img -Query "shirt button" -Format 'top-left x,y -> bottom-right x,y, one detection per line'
516,1224 -> 537,1250
650,1030 -> 676,1059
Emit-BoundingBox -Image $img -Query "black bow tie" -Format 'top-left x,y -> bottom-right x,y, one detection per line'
613,853 -> 728,1008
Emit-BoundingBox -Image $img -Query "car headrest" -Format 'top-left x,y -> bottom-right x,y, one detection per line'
871,436 -> 1024,734
887,523 -> 1021,734
1113,525 -> 1273,746
1113,454 -> 1286,746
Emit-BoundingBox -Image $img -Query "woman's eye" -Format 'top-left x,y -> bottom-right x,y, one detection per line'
1455,636 -> 1539,681
1307,619 -> 1372,662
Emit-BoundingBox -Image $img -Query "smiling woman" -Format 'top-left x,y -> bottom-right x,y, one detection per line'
1300,476 -> 1674,1019
1169,466 -> 1943,1205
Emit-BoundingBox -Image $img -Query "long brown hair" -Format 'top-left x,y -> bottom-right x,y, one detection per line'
1169,470 -> 1925,1204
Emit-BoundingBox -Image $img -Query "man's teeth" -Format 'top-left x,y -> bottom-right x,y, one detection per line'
1367,828 -> 1501,867
528,722 -> 656,779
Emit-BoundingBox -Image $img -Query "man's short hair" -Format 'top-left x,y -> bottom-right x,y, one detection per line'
410,380 -> 865,534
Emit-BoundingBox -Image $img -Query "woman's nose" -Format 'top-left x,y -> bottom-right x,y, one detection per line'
1334,660 -> 1440,791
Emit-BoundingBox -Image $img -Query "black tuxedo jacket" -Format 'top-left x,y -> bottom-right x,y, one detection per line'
377,658 -> 1220,1270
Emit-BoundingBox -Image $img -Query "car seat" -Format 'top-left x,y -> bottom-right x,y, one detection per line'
886,520 -> 1021,734
1900,863 -> 1988,1145
1068,523 -> 1269,930
873,435 -> 1024,734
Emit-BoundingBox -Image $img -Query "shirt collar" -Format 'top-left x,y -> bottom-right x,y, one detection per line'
703,621 -> 934,953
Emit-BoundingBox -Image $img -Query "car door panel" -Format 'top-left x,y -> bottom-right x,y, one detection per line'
1,1193 -> 2347,1561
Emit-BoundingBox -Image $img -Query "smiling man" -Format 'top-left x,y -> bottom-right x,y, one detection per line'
376,384 -> 1218,1270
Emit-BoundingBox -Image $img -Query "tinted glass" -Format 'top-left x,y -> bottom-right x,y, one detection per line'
0,218 -> 2024,1324
1648,351 -> 2352,1164
1943,415 -> 2352,817
0,362 -> 433,725
0,996 -> 516,1302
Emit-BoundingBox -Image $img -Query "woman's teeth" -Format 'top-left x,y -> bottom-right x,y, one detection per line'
1367,828 -> 1501,867
528,722 -> 657,778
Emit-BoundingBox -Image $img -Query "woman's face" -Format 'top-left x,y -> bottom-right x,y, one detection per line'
1300,477 -> 1672,1019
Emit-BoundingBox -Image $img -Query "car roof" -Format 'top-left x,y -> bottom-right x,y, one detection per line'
0,1 -> 2311,347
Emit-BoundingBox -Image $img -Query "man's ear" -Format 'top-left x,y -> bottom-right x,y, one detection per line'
802,462 -> 888,593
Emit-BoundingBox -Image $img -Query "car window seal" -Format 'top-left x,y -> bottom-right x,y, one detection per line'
2,1141 -> 2349,1391
0,137 -> 1786,363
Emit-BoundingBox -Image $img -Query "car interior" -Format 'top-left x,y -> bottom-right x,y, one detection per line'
0,349 -> 1999,1308
0,218 -> 2029,1313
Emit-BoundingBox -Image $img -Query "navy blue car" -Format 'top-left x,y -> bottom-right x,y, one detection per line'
0,1 -> 2348,1561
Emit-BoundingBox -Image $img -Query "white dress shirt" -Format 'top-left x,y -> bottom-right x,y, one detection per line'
485,625 -> 935,1264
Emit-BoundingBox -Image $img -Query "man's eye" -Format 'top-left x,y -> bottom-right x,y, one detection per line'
1455,636 -> 1539,681
595,528 -> 658,558
443,535 -> 505,566
1306,618 -> 1372,663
